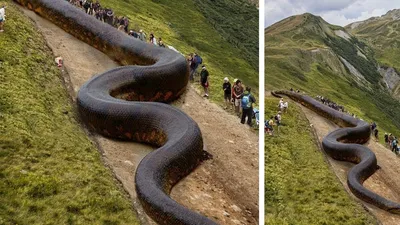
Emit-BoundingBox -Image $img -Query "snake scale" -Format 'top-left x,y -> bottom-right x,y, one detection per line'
15,0 -> 218,224
272,90 -> 400,214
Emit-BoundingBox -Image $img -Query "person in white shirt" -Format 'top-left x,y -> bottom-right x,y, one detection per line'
283,102 -> 288,113
0,5 -> 5,32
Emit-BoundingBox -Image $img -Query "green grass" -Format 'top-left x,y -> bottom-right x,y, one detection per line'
96,0 -> 258,106
265,97 -> 377,225
0,2 -> 140,224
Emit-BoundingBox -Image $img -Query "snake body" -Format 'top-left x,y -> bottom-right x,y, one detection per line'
272,90 -> 400,214
15,0 -> 217,224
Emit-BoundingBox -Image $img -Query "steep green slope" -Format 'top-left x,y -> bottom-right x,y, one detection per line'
346,9 -> 400,99
265,97 -> 376,225
0,3 -> 139,224
98,0 -> 258,103
266,13 -> 400,136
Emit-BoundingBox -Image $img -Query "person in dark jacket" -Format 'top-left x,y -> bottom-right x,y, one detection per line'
222,77 -> 231,109
200,65 -> 209,97
240,86 -> 256,125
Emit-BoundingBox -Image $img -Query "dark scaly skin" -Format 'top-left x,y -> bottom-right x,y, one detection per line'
14,0 -> 218,224
272,90 -> 400,214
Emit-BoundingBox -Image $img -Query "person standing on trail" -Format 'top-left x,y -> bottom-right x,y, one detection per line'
0,5 -> 6,32
278,98 -> 284,111
222,77 -> 231,109
200,65 -> 209,97
233,79 -> 244,117
138,29 -> 146,41
392,138 -> 398,153
371,122 -> 377,133
389,134 -> 394,147
265,116 -> 275,136
384,133 -> 389,147
374,129 -> 379,141
275,111 -> 282,126
158,37 -> 165,47
240,87 -> 256,125
149,33 -> 157,45
283,101 -> 288,113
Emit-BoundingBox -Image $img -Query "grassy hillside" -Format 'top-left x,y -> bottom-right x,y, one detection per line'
0,3 -> 140,224
266,13 -> 400,138
346,9 -> 400,98
97,0 -> 258,104
265,97 -> 376,225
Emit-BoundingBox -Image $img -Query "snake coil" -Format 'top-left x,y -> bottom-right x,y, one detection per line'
272,90 -> 400,214
15,0 -> 218,224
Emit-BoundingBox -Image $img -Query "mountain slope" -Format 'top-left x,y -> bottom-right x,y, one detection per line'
346,9 -> 400,99
266,13 -> 400,135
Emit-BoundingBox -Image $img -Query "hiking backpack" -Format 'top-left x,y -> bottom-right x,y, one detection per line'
241,94 -> 252,109
196,55 -> 203,64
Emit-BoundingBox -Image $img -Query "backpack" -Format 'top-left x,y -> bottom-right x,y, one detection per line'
241,94 -> 252,109
196,55 -> 203,64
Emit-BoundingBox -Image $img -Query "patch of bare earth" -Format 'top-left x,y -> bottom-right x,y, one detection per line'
299,104 -> 400,225
20,6 -> 258,225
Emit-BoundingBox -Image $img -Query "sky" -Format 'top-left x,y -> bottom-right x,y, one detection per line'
265,0 -> 400,27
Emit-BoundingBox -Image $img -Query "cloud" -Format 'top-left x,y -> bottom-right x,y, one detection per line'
265,0 -> 400,27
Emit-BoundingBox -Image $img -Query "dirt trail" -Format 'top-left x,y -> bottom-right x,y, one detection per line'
299,104 -> 400,225
20,6 -> 258,225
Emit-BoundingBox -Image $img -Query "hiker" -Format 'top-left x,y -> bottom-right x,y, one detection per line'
93,1 -> 100,13
189,53 -> 199,81
275,111 -> 282,126
149,33 -> 157,45
278,98 -> 284,111
118,16 -> 125,31
233,79 -> 244,117
123,17 -> 129,33
265,116 -> 275,136
222,77 -> 231,109
253,108 -> 259,126
138,29 -> 146,41
158,38 -> 165,47
389,134 -> 394,147
384,133 -> 389,147
105,8 -> 114,25
392,138 -> 398,153
240,87 -> 256,125
83,0 -> 91,14
200,65 -> 209,97
283,101 -> 288,113
189,54 -> 196,81
371,122 -> 377,133
0,5 -> 5,32
374,129 -> 379,141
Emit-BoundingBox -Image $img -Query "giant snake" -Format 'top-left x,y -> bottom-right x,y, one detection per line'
272,90 -> 400,214
15,0 -> 218,224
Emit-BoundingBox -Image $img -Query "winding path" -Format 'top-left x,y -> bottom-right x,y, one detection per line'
15,0 -> 216,224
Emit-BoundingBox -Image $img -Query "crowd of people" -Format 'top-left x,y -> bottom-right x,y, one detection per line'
221,78 -> 257,126
315,95 -> 345,112
384,133 -> 399,155
265,98 -> 285,136
67,0 -> 166,48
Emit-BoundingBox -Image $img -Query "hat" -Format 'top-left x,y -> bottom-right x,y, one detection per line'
224,77 -> 229,82
139,29 -> 143,32
234,78 -> 238,83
